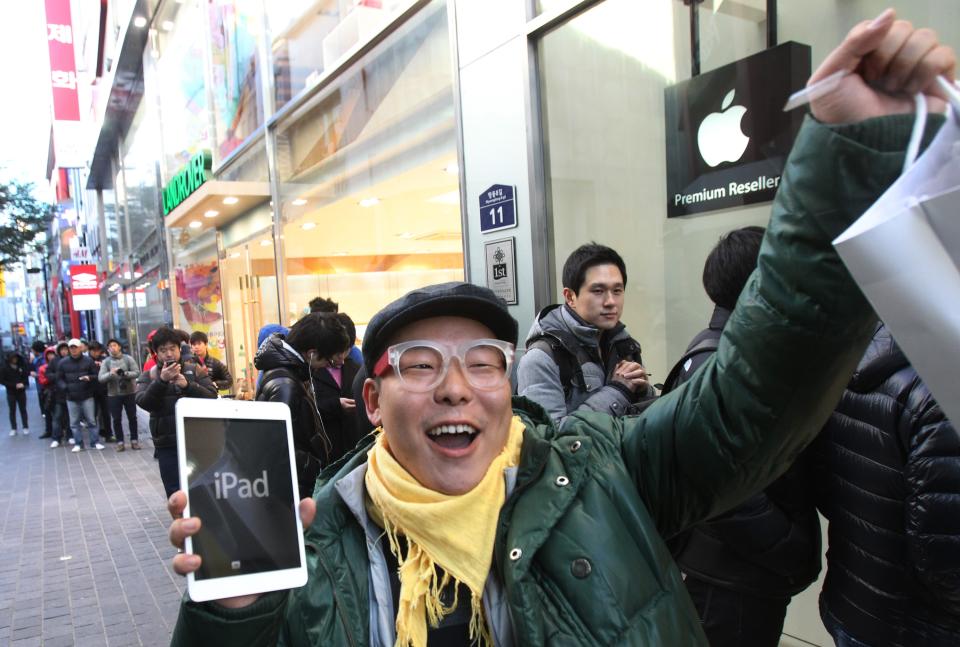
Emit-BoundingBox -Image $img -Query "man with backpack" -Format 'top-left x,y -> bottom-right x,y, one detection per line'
517,243 -> 653,427
661,226 -> 821,647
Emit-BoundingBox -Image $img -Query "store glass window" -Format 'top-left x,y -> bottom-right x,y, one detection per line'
537,0 -> 960,376
120,100 -> 163,262
266,0 -> 409,111
207,0 -> 265,163
273,0 -> 460,335
169,227 -> 225,354
132,266 -> 168,364
101,188 -> 123,272
219,203 -> 278,397
155,0 -> 212,181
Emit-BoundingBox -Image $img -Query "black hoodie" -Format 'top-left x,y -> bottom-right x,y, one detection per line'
254,333 -> 330,499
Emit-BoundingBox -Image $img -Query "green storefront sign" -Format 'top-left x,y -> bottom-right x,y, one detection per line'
162,150 -> 212,216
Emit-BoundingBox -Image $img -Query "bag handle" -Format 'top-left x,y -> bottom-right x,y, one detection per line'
904,76 -> 960,172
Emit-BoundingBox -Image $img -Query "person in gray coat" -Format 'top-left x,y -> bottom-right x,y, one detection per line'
517,243 -> 653,427
99,338 -> 141,451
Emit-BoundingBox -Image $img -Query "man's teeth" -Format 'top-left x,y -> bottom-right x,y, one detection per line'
427,424 -> 477,436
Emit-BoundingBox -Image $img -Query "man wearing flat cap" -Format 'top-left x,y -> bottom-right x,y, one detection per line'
167,15 -> 956,647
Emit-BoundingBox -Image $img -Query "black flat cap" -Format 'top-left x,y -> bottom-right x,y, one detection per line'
362,281 -> 518,375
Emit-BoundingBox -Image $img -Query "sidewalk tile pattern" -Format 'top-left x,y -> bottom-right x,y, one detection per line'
0,389 -> 183,646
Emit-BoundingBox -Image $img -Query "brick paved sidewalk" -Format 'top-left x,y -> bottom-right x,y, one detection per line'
0,389 -> 183,646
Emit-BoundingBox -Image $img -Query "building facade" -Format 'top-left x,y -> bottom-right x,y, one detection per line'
52,0 -> 960,644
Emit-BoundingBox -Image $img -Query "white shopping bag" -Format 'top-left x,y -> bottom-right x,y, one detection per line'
834,82 -> 960,425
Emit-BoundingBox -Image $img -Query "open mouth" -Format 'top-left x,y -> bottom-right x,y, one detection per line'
426,424 -> 479,451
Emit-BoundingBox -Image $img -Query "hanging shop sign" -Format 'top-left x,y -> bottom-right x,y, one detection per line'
484,237 -> 518,305
70,263 -> 100,311
163,150 -> 212,216
45,0 -> 87,168
479,184 -> 517,233
663,41 -> 811,217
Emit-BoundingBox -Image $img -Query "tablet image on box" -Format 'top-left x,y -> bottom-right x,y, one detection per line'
176,399 -> 307,602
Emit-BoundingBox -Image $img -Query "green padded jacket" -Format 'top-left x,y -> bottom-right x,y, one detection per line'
171,113 -> 941,646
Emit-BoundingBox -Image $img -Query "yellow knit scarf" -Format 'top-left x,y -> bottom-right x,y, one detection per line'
364,416 -> 525,647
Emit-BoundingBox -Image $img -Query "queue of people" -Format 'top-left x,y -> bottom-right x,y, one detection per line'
163,14 -> 959,647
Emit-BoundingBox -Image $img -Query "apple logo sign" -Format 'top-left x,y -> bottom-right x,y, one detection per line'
697,89 -> 750,167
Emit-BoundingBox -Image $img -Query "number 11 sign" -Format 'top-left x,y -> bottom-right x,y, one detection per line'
479,184 -> 517,233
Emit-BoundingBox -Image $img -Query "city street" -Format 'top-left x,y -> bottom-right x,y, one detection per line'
0,389 -> 182,646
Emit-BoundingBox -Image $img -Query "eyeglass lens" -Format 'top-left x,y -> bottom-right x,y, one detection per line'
396,344 -> 508,390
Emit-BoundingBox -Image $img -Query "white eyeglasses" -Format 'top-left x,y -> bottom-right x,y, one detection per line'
372,339 -> 515,392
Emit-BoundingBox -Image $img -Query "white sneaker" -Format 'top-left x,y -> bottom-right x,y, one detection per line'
71,445 -> 82,453
50,440 -> 60,448
94,443 -> 105,450
8,430 -> 15,437
68,438 -> 76,445
21,429 -> 29,436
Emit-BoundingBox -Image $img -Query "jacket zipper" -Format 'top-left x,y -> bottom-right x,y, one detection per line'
309,541 -> 359,647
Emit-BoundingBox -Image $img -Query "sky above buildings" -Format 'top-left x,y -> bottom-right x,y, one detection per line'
0,2 -> 55,197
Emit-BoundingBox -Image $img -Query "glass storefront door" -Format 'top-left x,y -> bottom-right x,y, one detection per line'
218,224 -> 280,399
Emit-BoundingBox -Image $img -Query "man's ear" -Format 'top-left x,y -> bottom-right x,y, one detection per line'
562,287 -> 577,308
362,377 -> 382,427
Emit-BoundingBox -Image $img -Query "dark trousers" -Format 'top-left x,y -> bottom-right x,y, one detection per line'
6,389 -> 28,429
51,399 -> 69,441
684,575 -> 789,647
93,392 -> 110,437
107,394 -> 138,442
156,446 -> 180,498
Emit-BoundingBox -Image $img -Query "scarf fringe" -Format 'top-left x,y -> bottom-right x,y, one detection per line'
384,518 -> 492,647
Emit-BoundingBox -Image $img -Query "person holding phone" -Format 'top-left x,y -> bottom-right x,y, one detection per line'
57,338 -> 102,451
166,13 -> 956,647
136,327 -> 218,497
99,338 -> 141,451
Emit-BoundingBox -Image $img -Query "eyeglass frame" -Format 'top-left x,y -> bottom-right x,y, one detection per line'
371,338 -> 515,392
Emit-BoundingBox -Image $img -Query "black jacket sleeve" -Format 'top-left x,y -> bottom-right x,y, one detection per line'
904,388 -> 960,612
257,374 -> 322,499
210,358 -> 233,391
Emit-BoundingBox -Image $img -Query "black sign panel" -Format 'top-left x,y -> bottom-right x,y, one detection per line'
664,42 -> 811,217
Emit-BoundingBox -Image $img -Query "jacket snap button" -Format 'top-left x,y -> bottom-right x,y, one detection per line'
571,558 -> 592,579
509,548 -> 522,561
555,475 -> 569,487
569,440 -> 581,452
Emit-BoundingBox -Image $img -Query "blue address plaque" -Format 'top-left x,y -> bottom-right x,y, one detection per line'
479,184 -> 517,233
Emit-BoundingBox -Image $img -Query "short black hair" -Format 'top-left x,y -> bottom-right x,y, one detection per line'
107,338 -> 122,347
189,331 -> 209,345
561,243 -> 627,294
31,340 -> 46,354
308,296 -> 339,313
286,312 -> 350,359
702,226 -> 765,310
88,341 -> 104,352
336,313 -> 356,346
150,327 -> 184,352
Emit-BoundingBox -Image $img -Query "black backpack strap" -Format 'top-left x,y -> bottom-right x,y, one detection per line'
526,329 -> 591,399
661,337 -> 721,395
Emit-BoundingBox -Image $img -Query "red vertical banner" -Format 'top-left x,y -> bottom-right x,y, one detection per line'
45,0 -> 80,121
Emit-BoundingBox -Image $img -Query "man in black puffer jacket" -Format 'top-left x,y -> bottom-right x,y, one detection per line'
136,327 -> 218,497
813,323 -> 960,646
58,338 -> 102,450
255,312 -> 351,499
